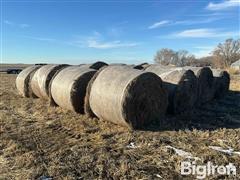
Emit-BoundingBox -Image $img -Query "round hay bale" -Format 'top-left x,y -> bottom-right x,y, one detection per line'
183,67 -> 214,105
30,64 -> 69,99
212,69 -> 230,98
16,65 -> 42,97
146,65 -> 198,114
133,63 -> 150,70
50,66 -> 97,113
87,65 -> 168,129
80,61 -> 108,70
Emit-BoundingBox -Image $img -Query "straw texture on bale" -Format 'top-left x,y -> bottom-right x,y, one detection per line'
80,61 -> 108,70
50,66 -> 97,113
146,65 -> 198,114
84,66 -> 107,118
31,64 -> 69,99
212,69 -> 230,98
133,63 -> 150,70
16,65 -> 42,97
87,65 -> 168,129
184,67 -> 214,105
145,64 -> 176,73
109,63 -> 127,66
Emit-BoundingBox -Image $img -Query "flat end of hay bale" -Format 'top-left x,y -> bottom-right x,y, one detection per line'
196,67 -> 214,104
88,65 -> 168,129
70,70 -> 97,114
122,72 -> 168,129
212,69 -> 230,98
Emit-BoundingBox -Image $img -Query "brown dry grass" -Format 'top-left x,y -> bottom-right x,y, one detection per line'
0,69 -> 240,179
227,67 -> 240,75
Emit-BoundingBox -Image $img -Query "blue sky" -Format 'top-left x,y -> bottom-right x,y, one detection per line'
1,0 -> 240,64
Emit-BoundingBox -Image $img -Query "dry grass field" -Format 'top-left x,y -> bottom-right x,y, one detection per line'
0,65 -> 240,179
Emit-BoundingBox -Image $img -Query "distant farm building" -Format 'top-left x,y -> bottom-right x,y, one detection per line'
231,60 -> 240,70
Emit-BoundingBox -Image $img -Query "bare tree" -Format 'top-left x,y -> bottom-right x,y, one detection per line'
175,50 -> 195,67
154,48 -> 195,67
212,38 -> 240,67
197,56 -> 214,67
154,48 -> 177,65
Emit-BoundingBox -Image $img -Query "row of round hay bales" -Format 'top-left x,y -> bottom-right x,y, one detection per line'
144,65 -> 230,114
145,65 -> 198,114
16,62 -> 108,96
182,67 -> 230,103
182,66 -> 215,106
16,63 -> 169,129
15,62 -> 230,129
16,61 -> 107,101
31,64 -> 69,99
46,62 -> 108,113
16,65 -> 43,97
85,65 -> 168,129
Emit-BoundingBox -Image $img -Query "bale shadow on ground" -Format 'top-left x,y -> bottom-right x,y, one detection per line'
141,90 -> 240,132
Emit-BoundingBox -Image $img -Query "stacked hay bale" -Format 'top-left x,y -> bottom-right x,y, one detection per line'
49,66 -> 97,114
31,64 -> 69,99
16,65 -> 43,97
85,65 -> 168,129
133,63 -> 150,70
145,65 -> 198,114
183,66 -> 215,105
80,61 -> 108,70
212,69 -> 230,98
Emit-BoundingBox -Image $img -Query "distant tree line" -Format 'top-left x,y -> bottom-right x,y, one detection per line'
154,38 -> 240,68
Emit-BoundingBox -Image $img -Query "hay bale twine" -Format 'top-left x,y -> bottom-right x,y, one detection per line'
212,69 -> 230,98
146,65 -> 198,114
16,65 -> 42,97
80,61 -> 108,70
87,65 -> 168,129
50,66 -> 97,113
133,63 -> 150,70
183,66 -> 214,105
31,64 -> 69,99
